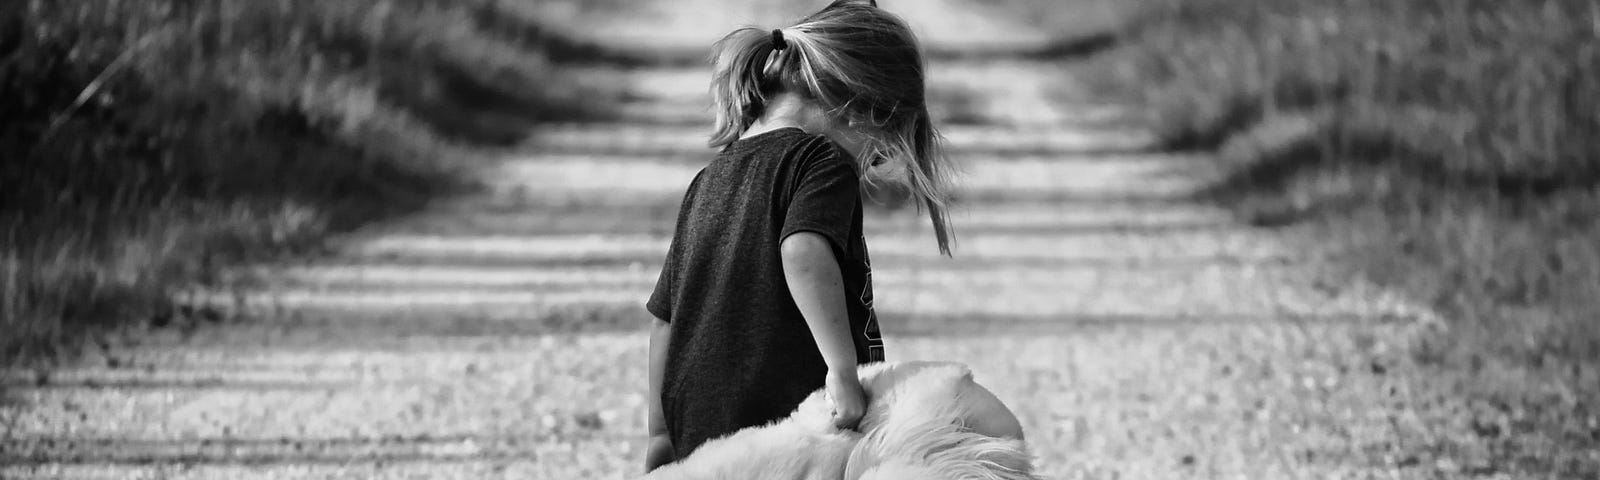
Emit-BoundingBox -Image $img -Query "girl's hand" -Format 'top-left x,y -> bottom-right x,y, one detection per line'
780,233 -> 868,429
825,367 -> 866,431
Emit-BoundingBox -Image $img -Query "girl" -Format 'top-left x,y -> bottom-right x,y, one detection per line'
644,0 -> 955,471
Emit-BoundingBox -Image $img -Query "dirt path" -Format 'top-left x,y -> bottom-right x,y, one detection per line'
3,3 -> 1444,479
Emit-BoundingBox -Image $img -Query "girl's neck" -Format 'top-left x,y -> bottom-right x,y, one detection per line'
742,92 -> 872,161
742,93 -> 828,140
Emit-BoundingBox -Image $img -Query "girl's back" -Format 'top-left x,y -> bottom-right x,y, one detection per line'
648,127 -> 883,457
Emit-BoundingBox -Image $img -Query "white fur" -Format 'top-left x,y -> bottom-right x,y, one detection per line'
641,362 -> 1036,480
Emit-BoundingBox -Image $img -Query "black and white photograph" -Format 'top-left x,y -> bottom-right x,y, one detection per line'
2,0 -> 1597,478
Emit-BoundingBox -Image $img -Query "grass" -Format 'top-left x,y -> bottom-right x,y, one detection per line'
974,0 -> 1154,38
1051,0 -> 1600,476
0,0 -> 619,366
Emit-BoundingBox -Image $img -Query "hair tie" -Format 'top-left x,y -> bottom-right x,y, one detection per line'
770,29 -> 787,51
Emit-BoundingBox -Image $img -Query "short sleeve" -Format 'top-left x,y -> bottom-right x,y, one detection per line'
779,142 -> 860,255
646,235 -> 677,322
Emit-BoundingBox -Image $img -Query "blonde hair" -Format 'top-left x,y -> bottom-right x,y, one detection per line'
708,0 -> 957,255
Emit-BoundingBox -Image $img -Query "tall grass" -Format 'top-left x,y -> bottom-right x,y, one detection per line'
1080,0 -> 1599,474
1092,0 -> 1600,350
0,0 -> 604,365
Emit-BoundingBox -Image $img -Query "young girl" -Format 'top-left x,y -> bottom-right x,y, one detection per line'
644,0 -> 955,470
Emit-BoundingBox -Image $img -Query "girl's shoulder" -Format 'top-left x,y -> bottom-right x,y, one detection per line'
788,130 -> 847,164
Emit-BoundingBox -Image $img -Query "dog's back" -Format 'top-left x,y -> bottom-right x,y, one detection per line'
641,361 -> 1034,480
845,362 -> 1033,480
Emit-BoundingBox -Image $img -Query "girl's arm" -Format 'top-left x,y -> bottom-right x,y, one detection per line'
780,232 -> 865,430
645,315 -> 674,471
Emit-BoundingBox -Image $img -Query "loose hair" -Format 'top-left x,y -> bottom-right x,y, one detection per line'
708,0 -> 957,255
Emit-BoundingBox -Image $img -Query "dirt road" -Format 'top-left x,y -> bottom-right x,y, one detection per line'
2,2 -> 1443,478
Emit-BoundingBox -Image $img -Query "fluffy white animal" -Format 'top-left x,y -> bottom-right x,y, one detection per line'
640,361 -> 1035,480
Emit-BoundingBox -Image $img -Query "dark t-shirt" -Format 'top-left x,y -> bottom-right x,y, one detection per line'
646,127 -> 884,459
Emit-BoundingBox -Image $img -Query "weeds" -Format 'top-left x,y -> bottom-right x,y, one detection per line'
0,0 -> 606,365
1081,0 -> 1600,475
1094,0 -> 1600,350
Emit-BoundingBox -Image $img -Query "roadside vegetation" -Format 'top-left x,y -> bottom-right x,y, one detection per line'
0,0 -> 618,365
1027,0 -> 1599,476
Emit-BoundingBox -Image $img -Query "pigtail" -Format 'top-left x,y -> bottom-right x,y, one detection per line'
709,28 -> 787,148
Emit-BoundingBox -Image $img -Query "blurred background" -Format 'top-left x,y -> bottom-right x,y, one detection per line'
2,0 -> 1596,478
